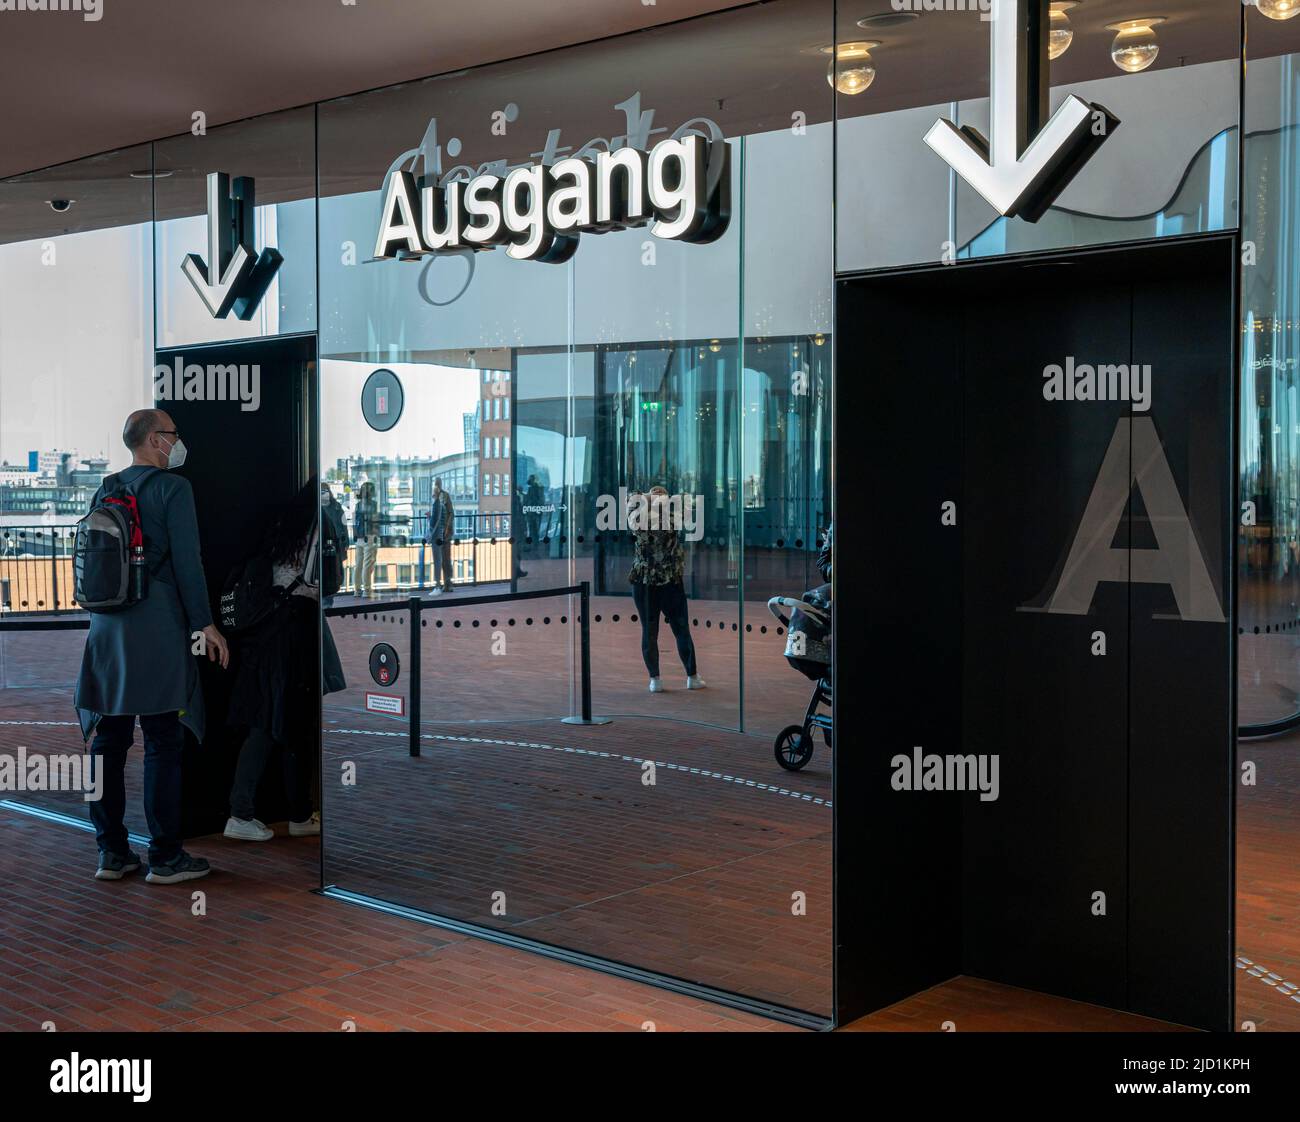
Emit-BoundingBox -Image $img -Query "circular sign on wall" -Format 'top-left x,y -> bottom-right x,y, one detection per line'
361,368 -> 404,432
369,642 -> 400,688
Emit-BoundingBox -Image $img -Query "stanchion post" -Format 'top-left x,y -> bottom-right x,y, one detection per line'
49,530 -> 59,609
563,580 -> 610,725
580,580 -> 593,722
408,595 -> 421,757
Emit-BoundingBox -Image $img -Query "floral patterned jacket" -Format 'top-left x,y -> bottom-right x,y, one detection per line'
629,528 -> 685,586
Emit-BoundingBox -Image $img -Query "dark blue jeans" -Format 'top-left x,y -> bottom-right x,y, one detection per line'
88,712 -> 184,867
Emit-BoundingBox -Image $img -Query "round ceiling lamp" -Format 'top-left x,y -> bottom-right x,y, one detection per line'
823,41 -> 881,96
1106,18 -> 1166,74
1049,2 -> 1079,61
1257,0 -> 1300,19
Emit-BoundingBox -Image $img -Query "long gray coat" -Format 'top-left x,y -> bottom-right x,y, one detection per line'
75,467 -> 214,743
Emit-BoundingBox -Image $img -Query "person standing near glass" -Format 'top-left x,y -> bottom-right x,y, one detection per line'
628,484 -> 705,694
320,482 -> 348,608
354,481 -> 379,598
426,476 -> 455,595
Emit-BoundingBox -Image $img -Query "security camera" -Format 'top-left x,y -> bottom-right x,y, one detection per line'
46,198 -> 74,212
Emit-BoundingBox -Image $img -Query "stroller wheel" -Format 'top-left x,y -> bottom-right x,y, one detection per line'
774,725 -> 814,772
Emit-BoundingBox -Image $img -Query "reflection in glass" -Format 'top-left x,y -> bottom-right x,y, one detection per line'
317,0 -> 835,1018
1237,14 -> 1300,1034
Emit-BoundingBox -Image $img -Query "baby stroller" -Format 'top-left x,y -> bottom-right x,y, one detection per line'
767,583 -> 832,771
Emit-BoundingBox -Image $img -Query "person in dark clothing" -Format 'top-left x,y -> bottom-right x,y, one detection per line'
816,522 -> 832,583
426,476 -> 454,594
224,479 -> 346,841
320,482 -> 348,608
76,408 -> 229,885
628,485 -> 703,694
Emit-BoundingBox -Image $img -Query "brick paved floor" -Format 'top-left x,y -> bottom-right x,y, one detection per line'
4,589 -> 1299,1030
1235,729 -> 1300,1032
0,595 -> 836,1017
0,809 -> 797,1033
1,803 -> 1194,1033
842,977 -> 1183,1032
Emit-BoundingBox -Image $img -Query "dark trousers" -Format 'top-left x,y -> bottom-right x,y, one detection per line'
88,712 -> 184,867
632,580 -> 697,679
229,727 -> 313,824
432,538 -> 453,589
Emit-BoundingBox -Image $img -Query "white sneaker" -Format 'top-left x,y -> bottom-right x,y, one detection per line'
648,677 -> 664,693
289,813 -> 321,837
429,587 -> 443,596
687,675 -> 707,690
224,816 -> 273,842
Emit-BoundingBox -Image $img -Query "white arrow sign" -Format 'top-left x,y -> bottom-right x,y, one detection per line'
181,172 -> 283,319
924,0 -> 1118,223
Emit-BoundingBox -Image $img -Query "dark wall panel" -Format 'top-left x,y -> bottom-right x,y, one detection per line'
835,237 -> 1235,1030
833,281 -> 962,1022
1126,241 -> 1235,1030
958,260 -> 1130,1008
154,335 -> 315,837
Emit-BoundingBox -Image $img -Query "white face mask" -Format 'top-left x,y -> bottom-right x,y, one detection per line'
160,434 -> 187,470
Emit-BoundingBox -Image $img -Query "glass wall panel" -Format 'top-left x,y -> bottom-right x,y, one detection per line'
0,144 -> 155,829
153,106 -> 317,347
835,1 -> 1241,271
319,0 -> 834,1018
741,117 -> 832,739
1237,5 -> 1300,1034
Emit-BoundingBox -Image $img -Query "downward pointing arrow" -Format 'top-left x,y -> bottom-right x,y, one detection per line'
181,172 -> 283,319
924,0 -> 1118,223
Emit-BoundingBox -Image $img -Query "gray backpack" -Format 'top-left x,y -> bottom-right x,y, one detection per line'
72,469 -> 161,613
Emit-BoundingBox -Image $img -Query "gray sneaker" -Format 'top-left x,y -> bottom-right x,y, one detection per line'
95,850 -> 142,881
145,851 -> 211,885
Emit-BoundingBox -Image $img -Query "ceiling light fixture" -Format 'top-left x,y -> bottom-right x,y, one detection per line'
1106,18 -> 1165,74
823,41 -> 881,96
1049,2 -> 1078,60
856,11 -> 918,29
1256,0 -> 1300,19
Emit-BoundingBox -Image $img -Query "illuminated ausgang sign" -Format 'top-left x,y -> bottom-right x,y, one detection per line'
372,133 -> 731,265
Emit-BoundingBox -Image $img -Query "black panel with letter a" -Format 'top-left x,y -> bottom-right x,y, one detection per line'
835,236 -> 1234,1031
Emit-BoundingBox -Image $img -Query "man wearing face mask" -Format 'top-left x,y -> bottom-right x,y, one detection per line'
75,408 -> 230,885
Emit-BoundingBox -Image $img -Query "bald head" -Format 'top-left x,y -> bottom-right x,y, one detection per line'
123,408 -> 179,469
123,409 -> 167,451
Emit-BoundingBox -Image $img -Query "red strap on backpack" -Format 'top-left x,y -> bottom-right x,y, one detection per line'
103,493 -> 144,548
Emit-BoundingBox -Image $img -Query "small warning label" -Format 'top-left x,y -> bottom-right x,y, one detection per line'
365,692 -> 405,716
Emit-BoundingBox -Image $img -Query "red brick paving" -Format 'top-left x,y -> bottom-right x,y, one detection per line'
5,589 -> 1300,1030
1235,730 -> 1300,1031
2,594 -> 835,1017
842,976 -> 1185,1032
0,810 -> 797,1033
